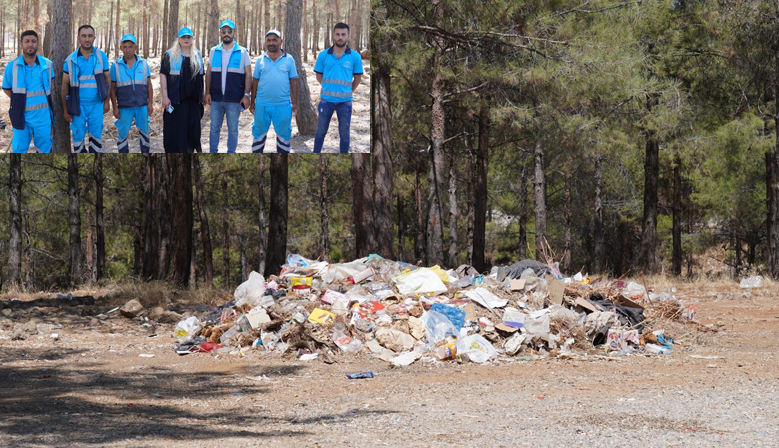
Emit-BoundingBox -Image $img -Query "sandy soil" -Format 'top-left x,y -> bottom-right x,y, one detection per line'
0,50 -> 370,154
1,280 -> 777,447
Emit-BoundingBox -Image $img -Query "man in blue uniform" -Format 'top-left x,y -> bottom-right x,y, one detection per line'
250,29 -> 298,153
204,19 -> 252,153
110,34 -> 153,153
312,23 -> 363,153
2,30 -> 55,153
61,24 -> 111,153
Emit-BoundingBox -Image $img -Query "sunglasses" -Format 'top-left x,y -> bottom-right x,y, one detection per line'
220,29 -> 234,34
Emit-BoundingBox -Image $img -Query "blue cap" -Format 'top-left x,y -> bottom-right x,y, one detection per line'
178,27 -> 193,38
265,29 -> 281,38
220,20 -> 236,29
120,34 -> 136,44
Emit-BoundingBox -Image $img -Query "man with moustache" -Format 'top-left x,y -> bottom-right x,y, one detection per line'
62,24 -> 111,153
204,19 -> 252,153
312,23 -> 363,154
2,30 -> 55,153
250,29 -> 298,153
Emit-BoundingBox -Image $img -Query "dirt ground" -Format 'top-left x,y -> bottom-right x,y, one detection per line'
0,50 -> 370,154
1,279 -> 777,447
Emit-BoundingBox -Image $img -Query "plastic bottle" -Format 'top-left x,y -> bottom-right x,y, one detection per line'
434,343 -> 457,360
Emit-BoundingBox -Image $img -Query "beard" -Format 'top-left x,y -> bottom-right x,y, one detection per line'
222,35 -> 234,44
334,40 -> 346,48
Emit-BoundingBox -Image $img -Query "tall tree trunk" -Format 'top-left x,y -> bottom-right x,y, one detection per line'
319,156 -> 330,260
563,172 -> 572,272
640,121 -> 660,274
593,152 -> 604,273
51,0 -> 71,152
397,194 -> 405,261
95,155 -> 105,281
42,0 -> 52,57
426,0 -> 446,266
264,0 -> 270,44
240,239 -> 247,282
286,0 -> 318,134
167,0 -> 180,52
68,155 -> 81,285
265,154 -> 288,277
23,213 -> 31,289
533,138 -> 546,255
672,154 -> 682,276
302,0 -> 308,61
518,162 -> 528,260
447,150 -> 458,269
222,179 -> 230,287
771,53 -> 779,277
257,155 -> 267,276
371,7 -> 394,259
86,209 -> 94,285
142,156 -> 160,280
313,1 -> 319,53
193,155 -> 214,287
351,154 -> 376,257
209,0 -> 219,50
107,1 -> 114,58
158,157 -> 172,280
350,0 -> 359,50
466,145 -> 475,266
114,0 -> 121,59
162,0 -> 168,52
169,155 -> 193,286
414,167 -> 425,263
472,106 -> 489,272
8,155 -> 22,286
190,227 -> 198,289
142,0 -> 149,58
133,224 -> 142,276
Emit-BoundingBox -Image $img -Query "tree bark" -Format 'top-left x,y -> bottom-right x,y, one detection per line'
42,0 -> 52,57
371,6 -> 394,259
142,0 -> 149,58
167,0 -> 180,53
265,154 -> 288,277
397,194 -> 405,261
209,0 -> 219,50
193,154 -> 214,287
240,239 -> 247,282
414,166 -> 425,263
257,154 -> 267,276
640,120 -> 660,274
447,149 -> 458,269
593,152 -> 604,273
518,162 -> 528,260
771,48 -> 779,278
8,155 -> 22,286
95,154 -> 105,281
115,0 -> 121,59
169,155 -> 193,287
286,0 -> 318,134
563,172 -> 572,272
319,156 -> 330,260
352,154 -> 376,257
672,154 -> 682,276
68,155 -> 81,285
222,179 -> 230,287
142,156 -> 160,280
533,138 -> 546,255
426,0 -> 446,267
158,157 -> 172,280
162,0 -> 168,52
473,106 -> 489,272
51,0 -> 71,152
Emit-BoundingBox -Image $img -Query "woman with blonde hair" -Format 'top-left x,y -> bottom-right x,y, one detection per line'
160,27 -> 204,152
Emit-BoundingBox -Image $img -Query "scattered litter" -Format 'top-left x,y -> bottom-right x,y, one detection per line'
346,372 -> 374,379
139,354 -> 155,358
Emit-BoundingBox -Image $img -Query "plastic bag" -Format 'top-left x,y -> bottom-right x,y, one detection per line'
174,316 -> 203,343
740,275 -> 764,289
394,268 -> 448,295
623,281 -> 647,298
456,334 -> 497,363
333,323 -> 363,354
234,271 -> 266,307
523,309 -> 551,339
519,268 -> 547,294
423,310 -> 459,345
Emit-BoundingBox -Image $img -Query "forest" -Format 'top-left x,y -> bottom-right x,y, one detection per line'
370,0 -> 779,279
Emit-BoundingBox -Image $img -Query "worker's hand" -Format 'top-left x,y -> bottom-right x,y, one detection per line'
292,103 -> 298,119
63,111 -> 72,124
249,101 -> 255,115
240,96 -> 250,111
112,107 -> 120,120
161,97 -> 171,114
103,102 -> 110,114
203,93 -> 211,106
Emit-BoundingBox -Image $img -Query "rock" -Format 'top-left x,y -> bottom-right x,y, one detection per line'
1,308 -> 12,317
148,306 -> 165,321
0,318 -> 13,331
120,299 -> 145,318
360,49 -> 370,60
158,310 -> 183,324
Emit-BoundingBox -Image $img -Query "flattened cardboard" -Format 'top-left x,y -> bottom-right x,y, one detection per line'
463,303 -> 477,321
545,274 -> 565,306
575,297 -> 601,313
495,323 -> 519,333
615,294 -> 645,310
510,279 -> 526,291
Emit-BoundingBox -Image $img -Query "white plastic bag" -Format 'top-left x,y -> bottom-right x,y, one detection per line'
234,271 -> 266,307
456,334 -> 497,363
174,316 -> 202,343
740,276 -> 764,289
423,310 -> 458,345
394,268 -> 449,295
333,324 -> 363,354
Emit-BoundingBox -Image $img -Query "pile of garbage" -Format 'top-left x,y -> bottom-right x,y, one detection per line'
171,255 -> 696,365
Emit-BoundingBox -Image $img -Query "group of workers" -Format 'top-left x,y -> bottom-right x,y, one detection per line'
2,20 -> 363,153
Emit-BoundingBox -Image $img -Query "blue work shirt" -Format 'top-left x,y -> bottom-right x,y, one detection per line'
313,46 -> 363,103
253,51 -> 298,107
63,48 -> 110,103
110,56 -> 151,83
2,57 -> 54,120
